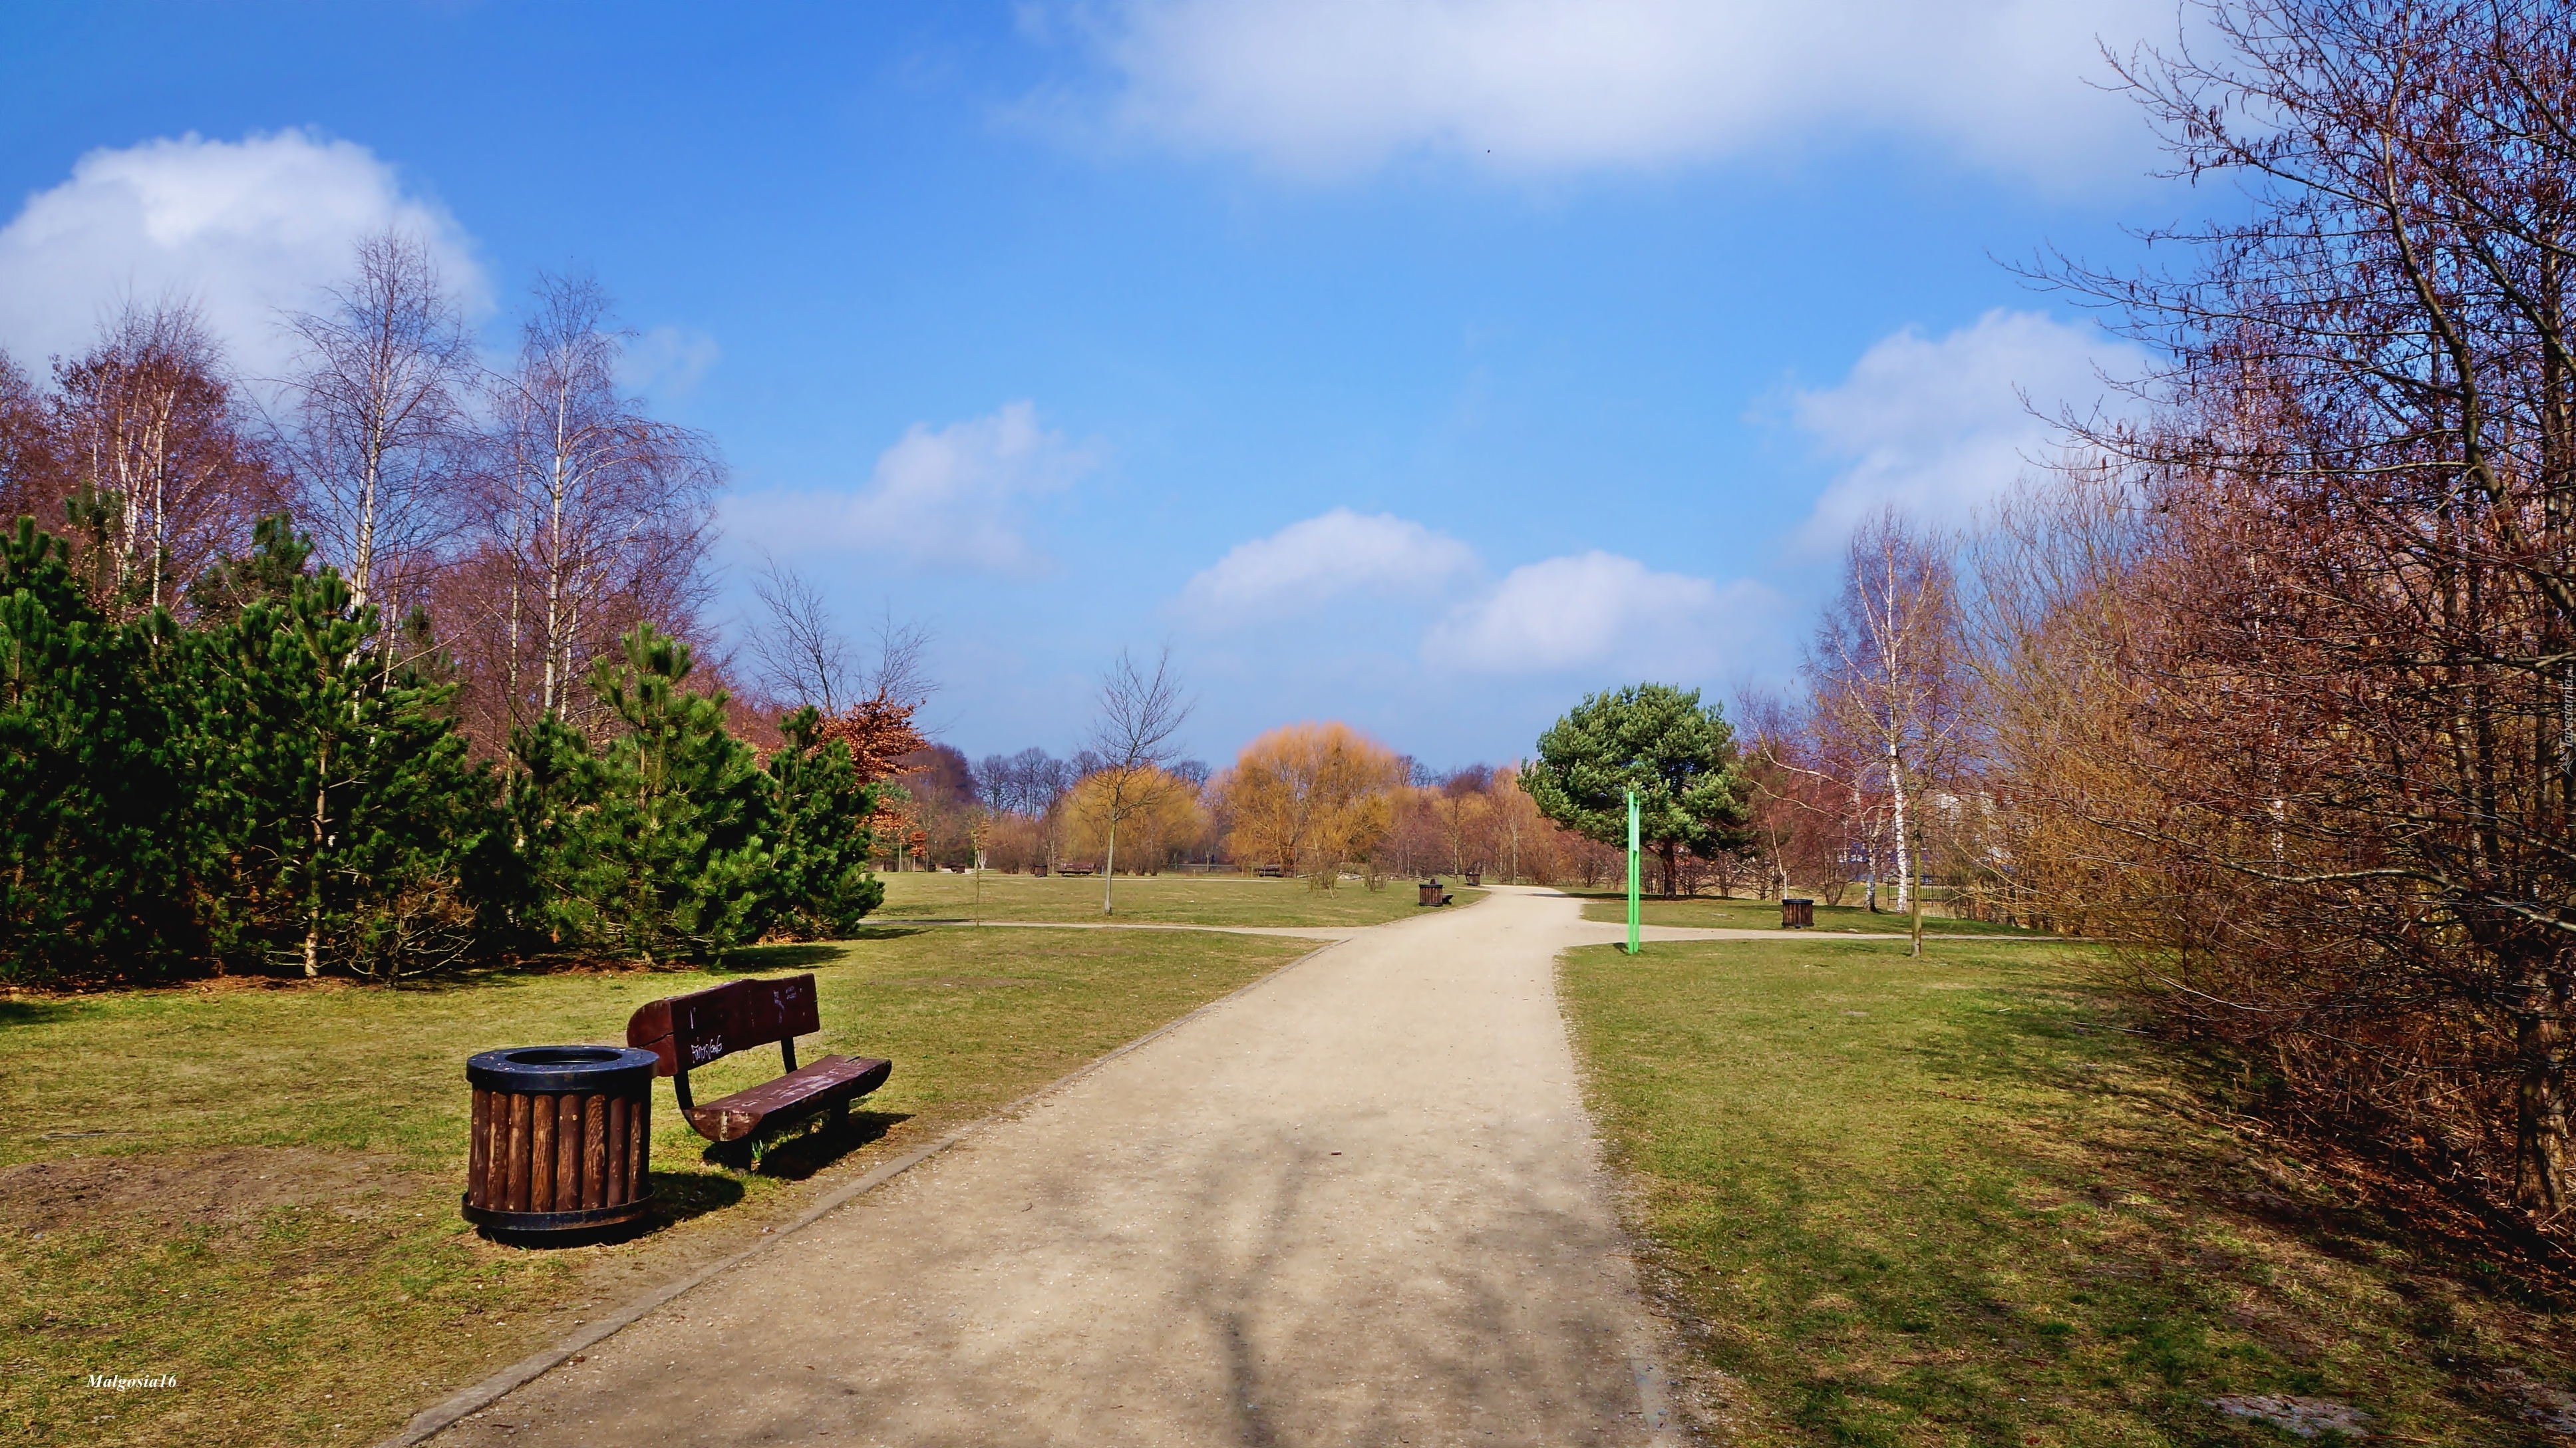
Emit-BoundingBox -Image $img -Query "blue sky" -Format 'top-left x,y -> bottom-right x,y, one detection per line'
0,1 -> 2190,770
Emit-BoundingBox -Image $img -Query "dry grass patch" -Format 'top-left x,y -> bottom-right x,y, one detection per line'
874,869 -> 1481,927
1563,890 -> 2040,937
1,925 -> 1310,1447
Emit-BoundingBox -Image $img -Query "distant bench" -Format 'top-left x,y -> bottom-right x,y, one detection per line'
626,974 -> 890,1163
1056,862 -> 1096,876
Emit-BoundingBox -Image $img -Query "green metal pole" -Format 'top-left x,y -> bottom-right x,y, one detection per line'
1625,788 -> 1641,956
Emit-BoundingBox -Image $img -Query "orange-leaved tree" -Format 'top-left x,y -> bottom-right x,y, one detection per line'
1083,647 -> 1193,915
1217,723 -> 1404,887
1063,767 -> 1208,873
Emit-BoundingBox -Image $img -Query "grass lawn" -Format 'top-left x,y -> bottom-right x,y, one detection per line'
875,868 -> 1484,927
0,924 -> 1315,1448
1563,890 -> 2041,936
1559,936 -> 2574,1445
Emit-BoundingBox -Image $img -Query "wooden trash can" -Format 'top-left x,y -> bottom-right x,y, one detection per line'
1465,870 -> 1482,886
462,1045 -> 659,1242
1782,898 -> 1816,929
1418,880 -> 1445,906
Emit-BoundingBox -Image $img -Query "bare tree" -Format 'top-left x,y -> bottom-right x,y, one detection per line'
1808,510 -> 1966,956
976,747 -> 1074,816
465,272 -> 720,739
1995,0 -> 2576,1220
971,747 -> 1079,868
53,299 -> 282,617
744,557 -> 937,713
0,350 -> 68,530
1734,685 -> 1814,902
975,753 -> 1016,814
276,232 -> 472,630
864,605 -> 936,713
1083,647 -> 1194,915
744,552 -> 855,714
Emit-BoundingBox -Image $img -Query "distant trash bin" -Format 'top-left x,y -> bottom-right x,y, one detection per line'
463,1045 -> 659,1243
1464,870 -> 1482,886
1782,898 -> 1815,929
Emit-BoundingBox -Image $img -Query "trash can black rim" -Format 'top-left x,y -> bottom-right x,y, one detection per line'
466,1045 -> 661,1093
459,1192 -> 655,1232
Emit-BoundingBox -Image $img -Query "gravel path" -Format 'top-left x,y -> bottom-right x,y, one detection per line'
422,885 -> 1675,1447
890,919 -> 1368,940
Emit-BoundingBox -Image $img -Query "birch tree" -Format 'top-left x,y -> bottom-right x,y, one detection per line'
472,273 -> 719,739
1808,510 -> 1965,956
277,232 -> 472,635
53,301 -> 281,618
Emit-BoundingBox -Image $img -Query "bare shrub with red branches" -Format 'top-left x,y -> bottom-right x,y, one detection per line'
1985,0 -> 2576,1225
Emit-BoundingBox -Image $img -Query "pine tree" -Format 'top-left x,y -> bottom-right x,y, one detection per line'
767,705 -> 886,939
497,711 -> 612,956
0,517 -> 198,978
582,624 -> 776,962
188,518 -> 496,979
1524,683 -> 1753,899
1,510 -> 886,980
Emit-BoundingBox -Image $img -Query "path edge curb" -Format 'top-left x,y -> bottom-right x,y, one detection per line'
374,934 -> 1349,1448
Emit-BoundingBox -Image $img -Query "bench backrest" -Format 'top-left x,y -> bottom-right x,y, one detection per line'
626,974 -> 820,1078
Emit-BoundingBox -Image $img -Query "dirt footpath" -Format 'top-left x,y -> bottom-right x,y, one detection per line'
427,885 -> 1673,1447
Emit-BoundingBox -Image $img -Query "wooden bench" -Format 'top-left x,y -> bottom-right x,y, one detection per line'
1056,862 -> 1096,876
1254,864 -> 1285,878
625,974 -> 890,1157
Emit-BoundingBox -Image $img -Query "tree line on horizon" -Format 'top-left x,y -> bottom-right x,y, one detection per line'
0,249 -> 1685,983
879,721 -> 1640,890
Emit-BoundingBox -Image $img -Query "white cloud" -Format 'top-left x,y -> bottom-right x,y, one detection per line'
615,325 -> 722,400
1790,309 -> 2149,548
1180,507 -> 1478,622
1424,550 -> 1770,675
1062,0 -> 2175,182
0,130 -> 484,381
724,401 -> 1097,574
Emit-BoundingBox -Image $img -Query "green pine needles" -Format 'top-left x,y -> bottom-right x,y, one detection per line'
0,517 -> 200,978
1522,682 -> 1753,899
0,515 -> 886,984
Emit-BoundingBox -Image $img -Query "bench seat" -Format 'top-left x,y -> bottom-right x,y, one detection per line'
627,974 -> 893,1155
684,1053 -> 891,1142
